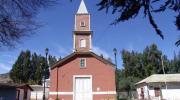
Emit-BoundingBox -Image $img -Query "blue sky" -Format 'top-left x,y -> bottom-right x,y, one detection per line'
0,0 -> 180,74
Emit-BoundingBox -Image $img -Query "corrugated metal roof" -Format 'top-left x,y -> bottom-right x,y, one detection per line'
30,85 -> 44,91
136,74 -> 180,85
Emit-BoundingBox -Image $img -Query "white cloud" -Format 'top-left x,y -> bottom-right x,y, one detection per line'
92,46 -> 111,59
51,43 -> 71,58
2,54 -> 14,58
127,43 -> 134,51
0,63 -> 11,72
57,45 -> 70,56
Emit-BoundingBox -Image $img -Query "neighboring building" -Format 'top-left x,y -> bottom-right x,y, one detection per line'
0,83 -> 17,100
49,0 -> 116,100
136,74 -> 180,100
30,79 -> 50,100
0,73 -> 17,100
0,73 -> 33,100
16,84 -> 33,100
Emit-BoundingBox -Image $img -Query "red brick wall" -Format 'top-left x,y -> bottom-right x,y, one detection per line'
49,55 -> 116,100
75,34 -> 91,52
75,14 -> 90,31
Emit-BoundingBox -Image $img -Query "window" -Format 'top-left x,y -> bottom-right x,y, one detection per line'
140,88 -> 144,99
80,58 -> 86,68
80,39 -> 86,48
80,21 -> 85,27
154,87 -> 160,97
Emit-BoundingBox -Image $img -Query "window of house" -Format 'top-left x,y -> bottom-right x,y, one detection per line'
80,39 -> 86,48
154,87 -> 160,97
80,58 -> 86,68
140,88 -> 144,99
80,21 -> 85,27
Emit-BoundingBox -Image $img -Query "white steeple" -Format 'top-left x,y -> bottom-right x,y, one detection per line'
77,0 -> 88,14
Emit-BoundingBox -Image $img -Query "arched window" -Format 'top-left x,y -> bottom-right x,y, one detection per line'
80,39 -> 86,48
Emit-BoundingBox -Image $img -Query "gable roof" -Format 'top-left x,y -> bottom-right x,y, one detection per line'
136,74 -> 180,85
51,52 -> 115,69
17,84 -> 33,91
77,0 -> 88,14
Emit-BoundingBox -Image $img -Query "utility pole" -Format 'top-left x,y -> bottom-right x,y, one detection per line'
43,48 -> 49,100
161,55 -> 167,99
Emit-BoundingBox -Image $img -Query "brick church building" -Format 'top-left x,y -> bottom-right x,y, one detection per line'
49,0 -> 116,100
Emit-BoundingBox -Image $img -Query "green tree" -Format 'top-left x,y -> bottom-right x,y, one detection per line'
121,50 -> 145,78
31,53 -> 42,84
10,51 -> 24,83
10,49 -> 57,84
118,44 -> 171,99
22,50 -> 31,83
142,44 -> 163,76
49,55 -> 58,67
10,50 -> 31,83
168,52 -> 180,73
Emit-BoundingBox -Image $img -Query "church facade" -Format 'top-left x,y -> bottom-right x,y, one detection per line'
49,0 -> 116,100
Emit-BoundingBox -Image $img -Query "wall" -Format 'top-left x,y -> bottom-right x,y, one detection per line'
49,55 -> 116,100
137,82 -> 180,100
0,87 -> 16,100
31,88 -> 49,100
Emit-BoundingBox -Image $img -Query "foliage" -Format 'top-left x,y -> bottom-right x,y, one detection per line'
10,49 -> 58,84
117,43 -> 174,97
49,55 -> 58,67
0,0 -> 56,48
97,0 -> 180,46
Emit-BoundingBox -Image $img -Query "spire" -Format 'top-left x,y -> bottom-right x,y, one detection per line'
77,0 -> 88,14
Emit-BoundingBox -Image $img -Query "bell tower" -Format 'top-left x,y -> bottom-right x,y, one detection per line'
73,0 -> 92,52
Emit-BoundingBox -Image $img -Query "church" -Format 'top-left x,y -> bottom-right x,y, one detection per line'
49,0 -> 116,100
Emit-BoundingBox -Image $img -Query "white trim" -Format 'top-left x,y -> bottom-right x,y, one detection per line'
49,91 -> 116,95
75,15 -> 76,30
73,34 -> 75,52
90,34 -> 92,51
49,92 -> 73,95
78,29 -> 91,31
92,91 -> 116,95
89,14 -> 90,30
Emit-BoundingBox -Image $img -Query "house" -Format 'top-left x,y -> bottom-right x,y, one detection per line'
0,73 -> 17,100
0,73 -> 33,100
16,84 -> 33,100
30,79 -> 50,100
0,83 -> 17,100
49,0 -> 116,100
136,74 -> 180,100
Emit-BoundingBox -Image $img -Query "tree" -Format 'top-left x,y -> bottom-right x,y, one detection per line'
10,49 -> 58,84
31,53 -> 42,84
0,0 -> 55,48
10,51 -> 24,83
121,50 -> 145,78
142,44 -> 163,76
10,50 -> 31,83
168,51 -> 180,73
48,55 -> 58,67
97,0 -> 180,46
